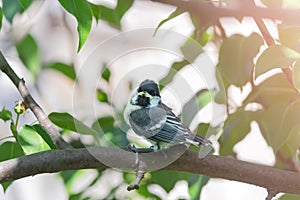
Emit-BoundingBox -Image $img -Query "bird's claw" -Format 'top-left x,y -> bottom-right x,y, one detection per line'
127,144 -> 155,153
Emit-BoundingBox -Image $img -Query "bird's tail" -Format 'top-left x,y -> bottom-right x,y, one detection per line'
194,135 -> 212,146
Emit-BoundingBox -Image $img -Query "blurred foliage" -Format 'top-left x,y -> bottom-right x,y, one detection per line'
1,0 -> 300,199
46,62 -> 76,81
154,8 -> 183,36
2,0 -> 33,23
16,34 -> 40,80
88,0 -> 133,29
255,45 -> 300,78
96,89 -> 109,103
182,89 -> 215,126
92,116 -> 129,147
0,6 -> 2,29
218,33 -> 264,87
101,64 -> 111,82
0,108 -> 12,122
279,193 -> 300,200
49,112 -> 98,137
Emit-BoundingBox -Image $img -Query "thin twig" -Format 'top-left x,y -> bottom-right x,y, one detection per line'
0,51 -> 71,149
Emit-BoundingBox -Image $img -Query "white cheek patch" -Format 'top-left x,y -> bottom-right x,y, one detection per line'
130,92 -> 138,105
149,96 -> 161,107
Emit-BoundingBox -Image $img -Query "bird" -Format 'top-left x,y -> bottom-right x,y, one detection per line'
124,79 -> 212,153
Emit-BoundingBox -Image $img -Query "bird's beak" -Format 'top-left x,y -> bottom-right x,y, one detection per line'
138,91 -> 153,99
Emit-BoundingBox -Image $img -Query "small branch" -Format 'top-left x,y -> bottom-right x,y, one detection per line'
152,0 -> 300,26
127,151 -> 147,191
266,189 -> 278,200
0,146 -> 300,195
0,51 -> 71,149
127,170 -> 145,191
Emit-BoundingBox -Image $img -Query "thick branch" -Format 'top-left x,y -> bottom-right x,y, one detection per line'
152,0 -> 300,25
0,146 -> 300,195
0,51 -> 71,149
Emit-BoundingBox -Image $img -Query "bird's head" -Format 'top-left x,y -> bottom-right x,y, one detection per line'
131,79 -> 161,107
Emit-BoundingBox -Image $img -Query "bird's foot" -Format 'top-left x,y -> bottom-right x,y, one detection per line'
128,144 -> 155,166
127,144 -> 155,153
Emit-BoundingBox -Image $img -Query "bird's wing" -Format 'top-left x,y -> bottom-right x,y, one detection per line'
161,104 -> 211,146
129,103 -> 210,146
129,106 -> 167,138
147,103 -> 195,144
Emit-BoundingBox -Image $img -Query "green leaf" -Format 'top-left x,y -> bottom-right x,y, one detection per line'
60,169 -> 103,198
49,112 -> 97,136
89,0 -> 133,28
1,181 -> 12,192
195,123 -> 219,139
188,174 -> 210,200
0,6 -> 3,30
150,171 -> 193,192
244,73 -> 299,107
0,141 -> 23,161
219,110 -> 258,156
2,0 -> 33,23
279,193 -> 300,200
92,116 -> 114,133
101,65 -> 111,82
114,0 -> 133,22
200,31 -> 214,46
218,33 -> 264,87
276,124 -> 300,168
16,34 -> 40,79
258,100 -> 300,152
182,89 -> 215,126
159,60 -> 189,89
181,36 -> 204,61
292,60 -> 300,92
58,0 -> 92,51
0,108 -> 12,122
88,3 -> 101,22
159,34 -> 204,89
17,125 -> 51,154
60,170 -> 87,194
245,73 -> 300,152
96,89 -> 108,103
261,0 -> 282,7
31,124 -> 56,149
255,45 -> 300,78
47,62 -> 76,81
279,26 -> 300,52
3,0 -> 20,23
18,0 -> 33,10
69,193 -> 83,200
92,116 -> 128,147
214,68 -> 230,104
154,8 -> 183,36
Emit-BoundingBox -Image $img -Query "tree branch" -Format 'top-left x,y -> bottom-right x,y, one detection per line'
0,146 -> 300,195
0,51 -> 71,149
152,0 -> 300,25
